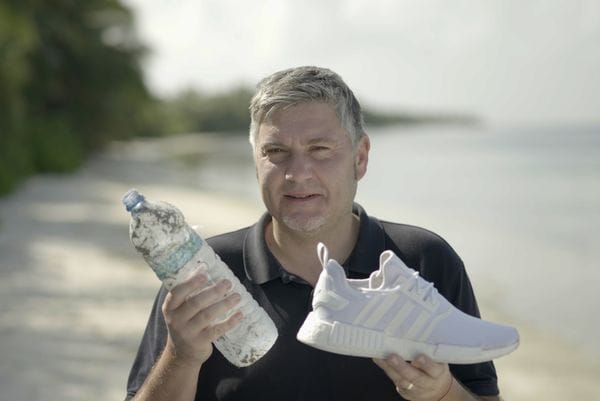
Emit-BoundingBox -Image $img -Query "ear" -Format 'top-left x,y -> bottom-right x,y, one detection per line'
354,134 -> 370,180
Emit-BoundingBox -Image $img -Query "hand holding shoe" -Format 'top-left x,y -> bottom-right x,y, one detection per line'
373,354 -> 453,401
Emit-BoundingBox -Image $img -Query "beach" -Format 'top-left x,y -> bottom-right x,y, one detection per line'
1,131 -> 599,401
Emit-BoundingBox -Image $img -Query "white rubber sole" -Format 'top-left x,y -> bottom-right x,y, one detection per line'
296,312 -> 519,364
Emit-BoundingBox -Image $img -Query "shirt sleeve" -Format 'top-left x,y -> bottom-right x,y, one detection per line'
124,287 -> 169,401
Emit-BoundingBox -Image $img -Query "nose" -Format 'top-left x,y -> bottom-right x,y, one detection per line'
284,153 -> 313,182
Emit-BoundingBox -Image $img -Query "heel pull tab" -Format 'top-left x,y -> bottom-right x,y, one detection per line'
313,242 -> 349,312
317,242 -> 329,268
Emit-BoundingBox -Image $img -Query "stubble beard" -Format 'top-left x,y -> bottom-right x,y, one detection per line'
282,213 -> 326,234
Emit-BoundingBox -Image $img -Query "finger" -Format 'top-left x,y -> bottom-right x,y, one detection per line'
373,358 -> 417,395
189,291 -> 241,329
202,311 -> 244,342
411,354 -> 447,379
178,279 -> 233,320
395,382 -> 415,397
163,273 -> 209,311
386,354 -> 428,387
373,358 -> 400,381
373,356 -> 413,385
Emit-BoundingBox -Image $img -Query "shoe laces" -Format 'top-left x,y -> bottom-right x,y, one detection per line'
404,271 -> 438,307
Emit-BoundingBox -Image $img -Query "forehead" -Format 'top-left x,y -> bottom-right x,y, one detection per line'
257,102 -> 347,144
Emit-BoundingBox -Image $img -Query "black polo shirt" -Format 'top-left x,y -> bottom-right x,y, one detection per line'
125,205 -> 499,401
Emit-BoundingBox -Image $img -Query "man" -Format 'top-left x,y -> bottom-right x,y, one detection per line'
125,66 -> 502,401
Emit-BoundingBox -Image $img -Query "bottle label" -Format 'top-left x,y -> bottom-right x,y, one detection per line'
147,230 -> 204,281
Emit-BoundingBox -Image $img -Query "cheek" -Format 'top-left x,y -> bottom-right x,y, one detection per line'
256,162 -> 279,188
338,161 -> 360,197
316,163 -> 354,198
328,156 -> 357,181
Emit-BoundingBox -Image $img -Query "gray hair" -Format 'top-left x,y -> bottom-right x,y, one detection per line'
249,66 -> 366,150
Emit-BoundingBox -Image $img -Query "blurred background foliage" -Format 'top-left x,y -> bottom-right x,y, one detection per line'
159,87 -> 254,135
0,0 -> 276,195
0,0 -> 160,195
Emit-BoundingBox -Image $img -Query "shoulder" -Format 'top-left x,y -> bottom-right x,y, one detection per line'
206,226 -> 249,259
205,225 -> 253,278
376,218 -> 468,301
206,226 -> 249,253
378,219 -> 462,265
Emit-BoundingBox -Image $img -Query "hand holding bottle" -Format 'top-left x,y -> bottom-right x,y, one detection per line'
123,189 -> 278,367
161,273 -> 243,366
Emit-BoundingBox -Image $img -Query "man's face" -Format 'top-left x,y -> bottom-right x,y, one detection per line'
254,102 -> 369,235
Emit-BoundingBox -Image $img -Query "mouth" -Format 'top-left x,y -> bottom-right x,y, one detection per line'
284,193 -> 321,201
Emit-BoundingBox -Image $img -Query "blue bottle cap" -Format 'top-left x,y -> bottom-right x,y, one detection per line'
123,188 -> 145,212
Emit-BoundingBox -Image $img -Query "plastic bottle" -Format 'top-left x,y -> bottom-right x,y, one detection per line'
122,189 -> 278,367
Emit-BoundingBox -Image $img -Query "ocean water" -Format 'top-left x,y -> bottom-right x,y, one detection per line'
186,123 -> 600,357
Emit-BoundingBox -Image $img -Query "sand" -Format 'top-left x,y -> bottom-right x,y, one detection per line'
0,135 -> 598,401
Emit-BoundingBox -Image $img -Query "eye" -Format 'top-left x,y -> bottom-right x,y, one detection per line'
261,146 -> 288,161
311,145 -> 329,151
310,144 -> 333,159
262,147 -> 284,155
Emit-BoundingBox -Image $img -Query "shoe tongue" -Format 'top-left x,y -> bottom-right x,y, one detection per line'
377,251 -> 413,287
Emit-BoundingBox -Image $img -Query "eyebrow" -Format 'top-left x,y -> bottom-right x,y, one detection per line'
259,140 -> 285,148
260,136 -> 337,147
306,137 -> 336,145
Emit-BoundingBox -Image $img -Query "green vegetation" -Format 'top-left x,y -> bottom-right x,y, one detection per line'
0,1 -> 159,195
363,109 -> 480,126
159,87 -> 253,135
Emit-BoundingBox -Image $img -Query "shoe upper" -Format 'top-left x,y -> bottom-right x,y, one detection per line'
311,243 -> 519,351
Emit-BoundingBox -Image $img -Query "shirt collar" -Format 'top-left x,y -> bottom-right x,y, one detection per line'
243,203 -> 386,284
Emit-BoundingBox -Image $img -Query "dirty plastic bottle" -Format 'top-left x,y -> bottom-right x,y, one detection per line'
122,189 -> 278,367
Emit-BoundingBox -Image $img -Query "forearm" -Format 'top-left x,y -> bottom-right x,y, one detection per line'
133,343 -> 202,401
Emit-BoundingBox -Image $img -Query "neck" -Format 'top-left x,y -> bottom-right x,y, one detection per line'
265,212 -> 360,286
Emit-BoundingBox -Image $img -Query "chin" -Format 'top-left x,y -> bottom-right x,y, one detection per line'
282,214 -> 326,233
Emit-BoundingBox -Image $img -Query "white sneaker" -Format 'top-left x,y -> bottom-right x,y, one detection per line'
296,243 -> 519,364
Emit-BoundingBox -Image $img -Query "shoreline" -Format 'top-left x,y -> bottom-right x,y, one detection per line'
0,134 -> 598,400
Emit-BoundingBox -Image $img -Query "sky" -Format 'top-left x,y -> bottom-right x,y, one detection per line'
123,0 -> 600,125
